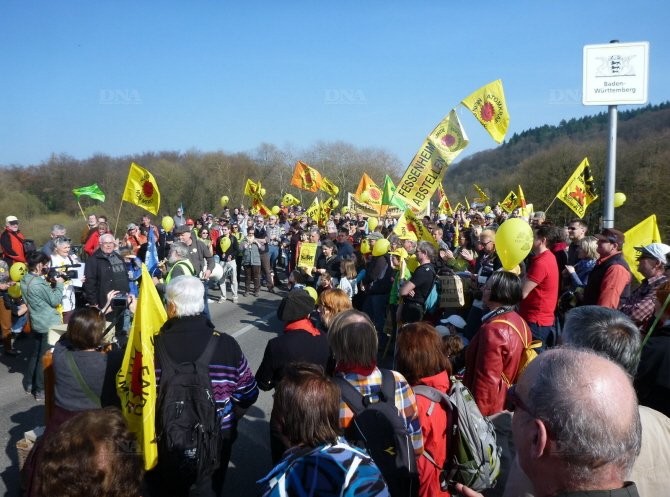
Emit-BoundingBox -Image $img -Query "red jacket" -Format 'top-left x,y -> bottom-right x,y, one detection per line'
0,229 -> 26,264
463,310 -> 531,416
414,371 -> 452,497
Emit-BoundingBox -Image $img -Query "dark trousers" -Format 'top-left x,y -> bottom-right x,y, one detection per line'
25,332 -> 50,393
244,265 -> 261,295
528,321 -> 557,351
259,252 -> 273,290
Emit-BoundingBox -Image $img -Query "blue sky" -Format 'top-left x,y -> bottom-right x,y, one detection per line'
1,1 -> 668,168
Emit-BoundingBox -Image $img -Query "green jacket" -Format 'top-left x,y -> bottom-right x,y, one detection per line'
20,273 -> 63,333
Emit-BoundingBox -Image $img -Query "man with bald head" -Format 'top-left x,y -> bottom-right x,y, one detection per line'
458,347 -> 642,497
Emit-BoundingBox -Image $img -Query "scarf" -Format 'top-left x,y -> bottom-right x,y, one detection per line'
284,318 -> 321,337
334,361 -> 377,377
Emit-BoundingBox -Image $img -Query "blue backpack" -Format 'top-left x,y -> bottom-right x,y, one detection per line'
424,271 -> 441,314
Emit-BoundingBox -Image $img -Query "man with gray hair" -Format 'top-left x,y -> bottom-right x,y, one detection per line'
149,275 -> 258,496
83,233 -> 131,346
502,306 -> 670,497
41,223 -> 67,257
459,347 -> 642,497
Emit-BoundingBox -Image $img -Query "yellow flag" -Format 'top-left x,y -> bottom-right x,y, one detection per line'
354,173 -> 383,213
282,193 -> 300,206
473,184 -> 490,202
291,161 -> 323,192
624,215 -> 662,283
298,242 -> 318,269
500,191 -> 519,213
244,179 -> 261,198
437,184 -> 453,215
461,79 -> 510,143
122,162 -> 161,215
464,196 -> 471,210
394,140 -> 449,212
320,176 -> 340,196
306,197 -> 321,222
394,209 -> 438,248
556,158 -> 598,219
429,109 -> 470,164
252,198 -> 271,216
116,264 -> 167,470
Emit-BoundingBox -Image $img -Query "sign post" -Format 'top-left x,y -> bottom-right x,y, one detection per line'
583,41 -> 649,228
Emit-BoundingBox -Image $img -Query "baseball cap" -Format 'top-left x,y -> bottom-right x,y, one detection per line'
186,218 -> 195,226
595,228 -> 625,246
635,243 -> 670,264
389,248 -> 408,259
440,315 -> 466,330
6,216 -> 18,224
127,223 -> 138,231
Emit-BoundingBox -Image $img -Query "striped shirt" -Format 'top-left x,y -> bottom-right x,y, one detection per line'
334,368 -> 424,455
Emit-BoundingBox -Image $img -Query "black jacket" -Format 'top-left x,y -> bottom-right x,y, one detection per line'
83,249 -> 130,307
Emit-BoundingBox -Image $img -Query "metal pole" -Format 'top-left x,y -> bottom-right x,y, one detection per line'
602,104 -> 618,228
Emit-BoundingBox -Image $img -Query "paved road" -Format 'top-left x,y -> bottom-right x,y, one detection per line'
0,287 -> 284,496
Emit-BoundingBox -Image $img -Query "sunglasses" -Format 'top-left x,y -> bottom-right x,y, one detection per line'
505,384 -> 535,416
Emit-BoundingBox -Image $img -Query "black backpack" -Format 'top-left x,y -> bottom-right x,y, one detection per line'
155,331 -> 223,482
334,368 -> 418,497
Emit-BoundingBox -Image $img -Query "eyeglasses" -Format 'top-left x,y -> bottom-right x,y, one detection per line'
505,384 -> 535,416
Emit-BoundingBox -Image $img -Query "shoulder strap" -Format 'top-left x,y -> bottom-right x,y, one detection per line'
412,384 -> 453,470
65,350 -> 102,408
490,319 -> 528,347
334,368 -> 395,416
156,330 -> 221,376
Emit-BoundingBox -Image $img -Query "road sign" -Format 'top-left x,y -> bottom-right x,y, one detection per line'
583,41 -> 649,106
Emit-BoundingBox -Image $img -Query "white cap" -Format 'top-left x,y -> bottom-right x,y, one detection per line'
435,325 -> 450,337
440,315 -> 466,329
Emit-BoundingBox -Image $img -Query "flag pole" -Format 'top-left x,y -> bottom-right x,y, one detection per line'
114,201 -> 124,238
76,200 -> 87,221
543,196 -> 559,216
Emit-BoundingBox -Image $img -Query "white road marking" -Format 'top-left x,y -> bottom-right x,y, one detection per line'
231,310 -> 276,338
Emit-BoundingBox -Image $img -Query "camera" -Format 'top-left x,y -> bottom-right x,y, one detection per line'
112,293 -> 129,309
46,263 -> 81,284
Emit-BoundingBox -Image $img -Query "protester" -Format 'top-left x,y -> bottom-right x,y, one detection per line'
399,241 -> 436,324
21,251 -> 64,401
49,236 -> 82,324
258,363 -> 389,497
316,288 -> 352,330
40,224 -> 67,257
255,288 -> 330,463
395,322 -> 452,497
635,281 -> 670,418
36,408 -> 144,497
619,242 -> 670,331
519,225 -> 559,350
240,231 -> 262,297
563,235 -> 598,291
150,275 -> 258,496
1,215 -> 28,264
582,228 -> 631,308
464,271 -> 531,416
83,221 -> 110,257
459,348 -> 641,497
504,305 -> 670,497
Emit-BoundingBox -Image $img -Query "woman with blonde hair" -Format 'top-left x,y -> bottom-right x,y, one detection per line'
317,288 -> 352,330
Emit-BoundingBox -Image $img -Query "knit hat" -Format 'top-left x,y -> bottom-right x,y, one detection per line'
277,288 -> 315,322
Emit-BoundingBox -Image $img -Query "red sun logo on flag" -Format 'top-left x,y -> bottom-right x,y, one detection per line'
142,180 -> 154,198
441,134 -> 456,147
480,102 -> 495,122
368,187 -> 382,202
569,187 -> 586,206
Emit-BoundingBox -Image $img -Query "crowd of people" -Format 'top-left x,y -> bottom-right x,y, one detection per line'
2,200 -> 670,497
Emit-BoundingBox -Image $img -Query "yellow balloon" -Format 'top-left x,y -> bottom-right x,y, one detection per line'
220,195 -> 229,207
360,239 -> 371,255
10,262 -> 27,282
161,216 -> 175,232
372,238 -> 390,257
271,206 -> 281,215
360,191 -> 371,204
7,284 -> 21,298
614,192 -> 626,208
304,286 -> 318,303
331,199 -> 339,209
220,237 -> 231,253
341,206 -> 349,214
367,217 -> 379,231
260,188 -> 267,197
495,218 -> 534,270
